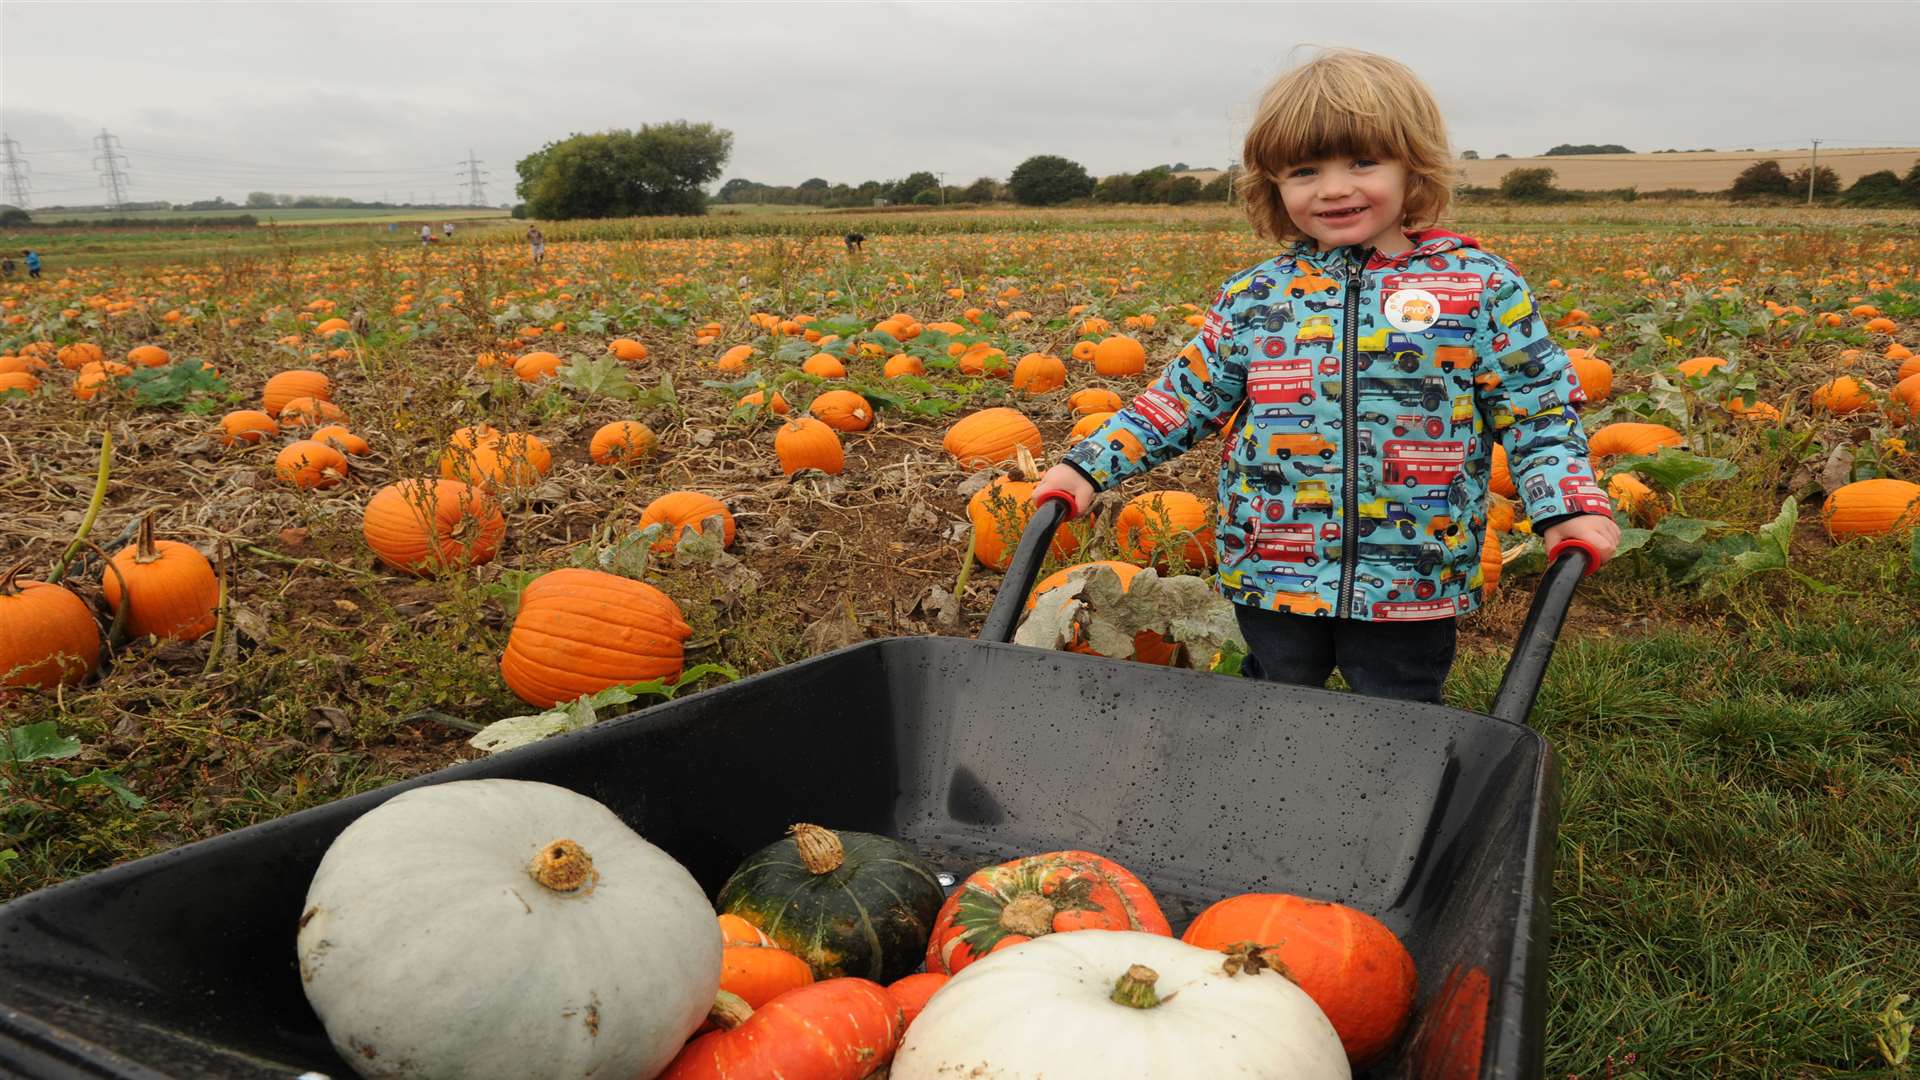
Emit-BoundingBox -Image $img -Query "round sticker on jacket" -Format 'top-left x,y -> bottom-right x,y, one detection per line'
1384,288 -> 1440,333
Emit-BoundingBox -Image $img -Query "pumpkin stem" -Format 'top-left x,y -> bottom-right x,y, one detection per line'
132,511 -> 162,565
1220,942 -> 1295,982
1109,964 -> 1162,1009
788,823 -> 845,875
997,893 -> 1055,938
528,839 -> 597,895
0,558 -> 28,595
707,989 -> 754,1031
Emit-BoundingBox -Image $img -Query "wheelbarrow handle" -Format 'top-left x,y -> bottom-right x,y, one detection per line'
978,493 -> 1074,643
1488,539 -> 1596,724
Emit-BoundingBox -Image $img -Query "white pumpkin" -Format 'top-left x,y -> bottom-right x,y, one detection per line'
892,929 -> 1350,1079
296,779 -> 721,1080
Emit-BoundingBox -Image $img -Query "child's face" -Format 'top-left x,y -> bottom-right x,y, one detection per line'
1279,155 -> 1412,255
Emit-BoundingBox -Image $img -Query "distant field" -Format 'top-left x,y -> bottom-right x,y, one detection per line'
26,206 -> 513,226
1177,147 -> 1920,192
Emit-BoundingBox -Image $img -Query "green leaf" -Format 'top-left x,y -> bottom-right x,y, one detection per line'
1608,449 -> 1737,494
1728,496 -> 1797,575
1650,516 -> 1728,543
1614,527 -> 1654,556
468,665 -> 737,753
121,362 -> 230,408
69,769 -> 146,808
475,569 -> 540,617
631,372 -> 680,413
558,354 -> 637,400
1,723 -> 81,764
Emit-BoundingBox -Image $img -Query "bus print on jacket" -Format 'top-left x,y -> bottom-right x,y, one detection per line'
1062,229 -> 1611,622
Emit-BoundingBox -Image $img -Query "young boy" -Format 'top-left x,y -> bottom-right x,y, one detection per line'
1032,49 -> 1619,703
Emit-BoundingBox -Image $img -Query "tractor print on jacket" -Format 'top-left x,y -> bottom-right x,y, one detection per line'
1063,229 -> 1611,621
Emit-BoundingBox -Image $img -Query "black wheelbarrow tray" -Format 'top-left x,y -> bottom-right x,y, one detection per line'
0,501 -> 1595,1079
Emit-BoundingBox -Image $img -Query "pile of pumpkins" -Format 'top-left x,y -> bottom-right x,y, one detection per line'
298,778 -> 1416,1079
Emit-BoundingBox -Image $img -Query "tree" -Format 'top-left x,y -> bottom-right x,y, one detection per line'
1786,164 -> 1840,198
1842,170 -> 1909,207
1460,150 -> 1480,160
1499,167 -> 1560,202
1728,159 -> 1791,199
798,177 -> 830,191
516,122 -> 733,219
717,178 -> 757,204
1199,172 -> 1234,202
1544,143 -> 1632,156
1903,159 -> 1920,202
962,176 -> 999,203
1008,155 -> 1094,205
0,206 -> 29,226
245,191 -> 276,208
888,171 -> 940,204
1170,161 -> 1190,172
1165,175 -> 1203,205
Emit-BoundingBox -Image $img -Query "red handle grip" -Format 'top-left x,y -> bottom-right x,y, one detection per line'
1034,488 -> 1083,519
1548,537 -> 1603,577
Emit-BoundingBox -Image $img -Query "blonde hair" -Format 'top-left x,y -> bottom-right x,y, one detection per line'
1236,49 -> 1454,243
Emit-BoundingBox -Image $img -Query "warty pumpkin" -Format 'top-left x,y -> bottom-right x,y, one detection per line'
499,568 -> 691,707
925,848 -> 1171,975
361,479 -> 505,573
942,407 -> 1043,469
639,491 -> 735,553
103,513 -> 218,641
261,369 -> 332,417
275,439 -> 350,490
1183,891 -> 1416,1067
661,980 -> 904,1080
0,560 -> 101,691
1821,478 -> 1920,540
297,779 -> 720,1080
894,931 -> 1348,1079
717,823 -> 946,983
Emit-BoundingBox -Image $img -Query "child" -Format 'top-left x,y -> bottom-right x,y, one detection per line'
1032,48 -> 1619,704
22,249 -> 41,280
526,225 -> 545,266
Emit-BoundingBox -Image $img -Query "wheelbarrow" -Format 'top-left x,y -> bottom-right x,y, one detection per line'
0,497 -> 1595,1079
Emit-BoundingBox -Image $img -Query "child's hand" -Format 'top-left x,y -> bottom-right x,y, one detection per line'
1542,514 -> 1622,569
1032,464 -> 1096,518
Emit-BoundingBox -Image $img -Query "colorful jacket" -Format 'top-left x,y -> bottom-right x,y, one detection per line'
1062,229 -> 1612,622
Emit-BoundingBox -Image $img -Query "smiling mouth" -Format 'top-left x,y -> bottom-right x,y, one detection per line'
1317,207 -> 1367,220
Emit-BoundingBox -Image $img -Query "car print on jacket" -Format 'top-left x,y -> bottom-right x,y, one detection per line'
1062,229 -> 1607,621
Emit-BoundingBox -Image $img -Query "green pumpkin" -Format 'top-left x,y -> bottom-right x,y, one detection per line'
717,823 -> 945,983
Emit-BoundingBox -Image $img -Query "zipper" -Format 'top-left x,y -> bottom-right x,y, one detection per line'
1337,250 -> 1367,617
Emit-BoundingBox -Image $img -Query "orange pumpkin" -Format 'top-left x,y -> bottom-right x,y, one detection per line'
1478,525 -> 1504,593
718,914 -> 771,946
278,396 -> 346,428
1489,443 -> 1517,497
1181,892 -> 1417,1067
660,980 -> 903,1080
1675,356 -> 1728,378
607,338 -> 649,362
1026,561 -> 1179,665
0,371 -> 40,395
942,408 -> 1042,469
925,850 -> 1171,975
808,390 -> 873,432
736,389 -> 791,415
886,972 -> 949,1031
499,568 -> 691,707
1069,388 -> 1124,416
1011,352 -> 1066,394
103,514 -> 218,642
966,477 -> 1081,571
1092,335 -> 1147,376
361,479 -> 505,574
775,417 -> 845,476
718,944 -> 815,1012
1812,376 -> 1872,414
1564,348 -> 1612,401
589,420 -> 657,465
1889,373 -> 1920,421
1821,479 -> 1920,540
883,353 -> 923,378
801,352 -> 846,378
55,343 -> 105,371
1069,411 -> 1116,440
126,344 -> 171,368
441,431 -> 551,488
0,561 -> 101,691
310,424 -> 371,456
1607,472 -> 1661,524
1587,422 -> 1685,458
512,350 -> 563,380
639,491 -> 735,552
1113,490 -> 1215,569
261,369 -> 332,417
275,439 -> 349,490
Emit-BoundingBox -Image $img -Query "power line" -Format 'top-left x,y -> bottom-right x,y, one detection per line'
1,134 -> 30,209
458,149 -> 488,207
91,128 -> 131,209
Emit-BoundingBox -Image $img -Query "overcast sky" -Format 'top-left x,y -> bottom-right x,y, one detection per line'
3,2 -> 1915,206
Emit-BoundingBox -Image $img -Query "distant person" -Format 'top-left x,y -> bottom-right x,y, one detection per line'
443,222 -> 454,241
387,222 -> 395,233
420,224 -> 432,247
844,232 -> 866,254
22,249 -> 41,279
527,225 -> 545,266
0,256 -> 13,278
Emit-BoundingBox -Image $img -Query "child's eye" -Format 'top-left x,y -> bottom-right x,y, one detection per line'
1354,159 -> 1378,169
1286,166 -> 1316,178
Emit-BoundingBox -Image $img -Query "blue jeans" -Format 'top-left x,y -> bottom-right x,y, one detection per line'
1232,604 -> 1457,704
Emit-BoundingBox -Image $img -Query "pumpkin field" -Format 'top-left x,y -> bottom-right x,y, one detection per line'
3,201 -> 1919,1076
